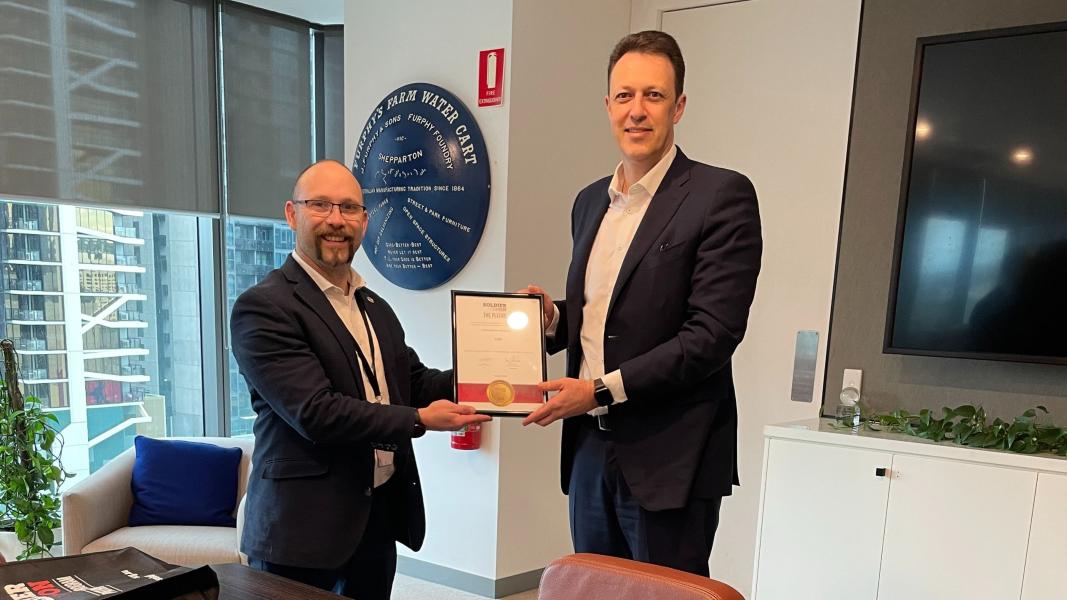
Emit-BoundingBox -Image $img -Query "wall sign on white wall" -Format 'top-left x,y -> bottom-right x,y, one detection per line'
478,48 -> 505,107
352,83 -> 490,290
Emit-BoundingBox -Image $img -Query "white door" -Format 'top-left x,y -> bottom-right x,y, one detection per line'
1021,472 -> 1067,600
877,454 -> 1036,599
753,439 -> 892,600
659,0 -> 861,591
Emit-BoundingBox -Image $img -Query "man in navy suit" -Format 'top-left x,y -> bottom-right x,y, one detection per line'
231,160 -> 489,599
523,31 -> 762,576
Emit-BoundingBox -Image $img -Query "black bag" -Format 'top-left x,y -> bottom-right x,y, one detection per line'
0,547 -> 219,599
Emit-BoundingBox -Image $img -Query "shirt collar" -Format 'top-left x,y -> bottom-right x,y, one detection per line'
291,251 -> 365,296
607,144 -> 678,204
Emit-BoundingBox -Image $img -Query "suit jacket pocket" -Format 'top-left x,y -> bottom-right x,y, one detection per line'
636,239 -> 690,271
262,457 -> 329,479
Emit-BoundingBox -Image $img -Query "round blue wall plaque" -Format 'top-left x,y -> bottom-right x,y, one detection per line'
352,83 -> 491,290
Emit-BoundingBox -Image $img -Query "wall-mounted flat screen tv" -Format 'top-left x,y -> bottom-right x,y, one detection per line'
885,22 -> 1067,365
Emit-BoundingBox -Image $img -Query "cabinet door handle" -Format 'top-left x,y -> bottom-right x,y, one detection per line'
875,467 -> 888,477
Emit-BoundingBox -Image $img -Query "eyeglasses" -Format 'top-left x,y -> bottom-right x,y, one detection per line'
294,199 -> 368,219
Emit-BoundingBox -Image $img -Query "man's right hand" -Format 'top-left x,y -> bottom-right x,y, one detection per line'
520,285 -> 554,328
418,400 -> 491,431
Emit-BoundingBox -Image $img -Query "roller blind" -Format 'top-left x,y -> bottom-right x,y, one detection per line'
222,3 -> 311,221
320,26 -> 345,164
0,0 -> 219,213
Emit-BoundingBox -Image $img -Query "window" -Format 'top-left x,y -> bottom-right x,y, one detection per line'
1,0 -> 343,474
225,217 -> 294,437
0,200 -> 208,475
220,6 -> 342,436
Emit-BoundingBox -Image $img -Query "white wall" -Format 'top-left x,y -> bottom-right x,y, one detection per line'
345,0 -> 513,579
345,0 -> 513,372
498,0 -> 631,578
635,0 -> 861,595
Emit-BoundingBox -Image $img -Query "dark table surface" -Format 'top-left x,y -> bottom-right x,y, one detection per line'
213,563 -> 345,599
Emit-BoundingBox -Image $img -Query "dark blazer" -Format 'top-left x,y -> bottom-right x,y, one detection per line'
549,148 -> 762,511
230,257 -> 452,568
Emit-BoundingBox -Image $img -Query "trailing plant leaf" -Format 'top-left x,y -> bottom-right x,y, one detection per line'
858,403 -> 1067,459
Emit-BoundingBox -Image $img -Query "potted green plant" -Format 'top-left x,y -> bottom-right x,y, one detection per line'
835,403 -> 1067,457
0,338 -> 68,560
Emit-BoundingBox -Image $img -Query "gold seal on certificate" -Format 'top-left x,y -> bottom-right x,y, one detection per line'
486,380 -> 515,407
452,291 -> 548,415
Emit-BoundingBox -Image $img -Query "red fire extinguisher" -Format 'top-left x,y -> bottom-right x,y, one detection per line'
451,423 -> 482,450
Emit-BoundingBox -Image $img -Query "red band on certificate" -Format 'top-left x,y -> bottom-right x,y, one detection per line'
457,383 -> 542,404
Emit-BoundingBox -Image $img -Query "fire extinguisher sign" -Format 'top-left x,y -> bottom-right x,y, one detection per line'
478,48 -> 505,107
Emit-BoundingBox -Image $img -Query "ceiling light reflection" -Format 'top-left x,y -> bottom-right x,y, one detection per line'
1011,147 -> 1033,165
507,311 -> 529,330
915,119 -> 932,140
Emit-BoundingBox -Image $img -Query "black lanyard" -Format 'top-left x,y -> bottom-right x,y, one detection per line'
353,291 -> 381,401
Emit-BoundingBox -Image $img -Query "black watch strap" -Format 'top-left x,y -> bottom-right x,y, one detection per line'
593,378 -> 614,407
412,409 -> 426,438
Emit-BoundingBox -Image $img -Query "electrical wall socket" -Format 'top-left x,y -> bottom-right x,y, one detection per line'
842,369 -> 863,395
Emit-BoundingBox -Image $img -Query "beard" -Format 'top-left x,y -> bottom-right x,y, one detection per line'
315,239 -> 357,267
306,227 -> 360,269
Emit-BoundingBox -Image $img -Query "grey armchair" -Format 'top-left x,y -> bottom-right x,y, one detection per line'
61,436 -> 253,567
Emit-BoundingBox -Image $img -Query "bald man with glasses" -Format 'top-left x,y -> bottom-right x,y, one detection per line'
230,160 -> 488,599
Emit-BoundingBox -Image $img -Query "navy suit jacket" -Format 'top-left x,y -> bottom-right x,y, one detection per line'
230,257 -> 452,568
549,148 -> 762,511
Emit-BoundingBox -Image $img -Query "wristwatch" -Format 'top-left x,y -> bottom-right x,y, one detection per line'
412,409 -> 426,438
593,378 -> 614,407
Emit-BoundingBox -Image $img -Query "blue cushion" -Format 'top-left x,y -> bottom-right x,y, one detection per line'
128,436 -> 242,527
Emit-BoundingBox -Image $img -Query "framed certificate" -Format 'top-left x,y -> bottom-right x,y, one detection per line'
452,291 -> 547,415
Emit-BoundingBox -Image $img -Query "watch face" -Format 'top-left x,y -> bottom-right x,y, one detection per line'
595,384 -> 613,406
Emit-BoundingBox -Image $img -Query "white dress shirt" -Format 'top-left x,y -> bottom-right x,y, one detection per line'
291,251 -> 394,487
548,145 -> 677,415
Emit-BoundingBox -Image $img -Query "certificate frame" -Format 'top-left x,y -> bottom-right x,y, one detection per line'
451,290 -> 548,416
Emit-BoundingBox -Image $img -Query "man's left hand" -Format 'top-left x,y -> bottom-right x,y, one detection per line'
518,285 -> 554,329
523,378 -> 597,427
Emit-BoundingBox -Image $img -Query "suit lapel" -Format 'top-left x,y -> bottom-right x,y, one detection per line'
606,152 -> 692,317
283,258 -> 363,397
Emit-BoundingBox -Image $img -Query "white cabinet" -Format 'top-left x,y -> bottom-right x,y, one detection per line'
877,455 -> 1035,599
752,421 -> 1067,600
753,439 -> 891,600
1021,472 -> 1067,600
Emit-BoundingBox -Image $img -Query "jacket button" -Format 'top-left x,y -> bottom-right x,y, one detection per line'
365,487 -> 373,496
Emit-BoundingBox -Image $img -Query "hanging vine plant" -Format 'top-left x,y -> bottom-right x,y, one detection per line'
0,339 -> 69,560
856,404 -> 1067,457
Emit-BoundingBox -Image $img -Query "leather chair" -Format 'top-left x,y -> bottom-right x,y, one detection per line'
61,436 -> 253,567
539,553 -> 744,600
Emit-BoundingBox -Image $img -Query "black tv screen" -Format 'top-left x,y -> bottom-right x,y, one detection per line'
885,22 -> 1067,365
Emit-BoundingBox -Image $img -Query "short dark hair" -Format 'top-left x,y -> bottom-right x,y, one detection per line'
607,31 -> 685,97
